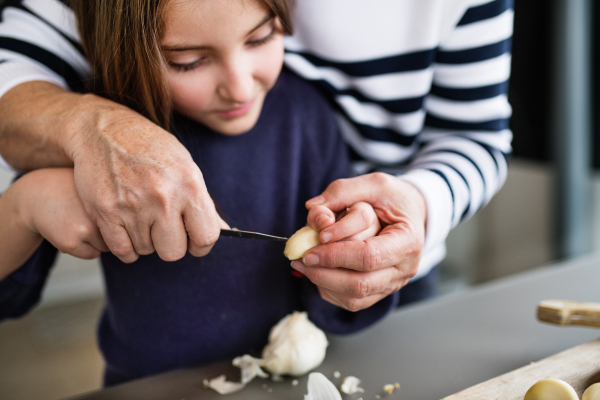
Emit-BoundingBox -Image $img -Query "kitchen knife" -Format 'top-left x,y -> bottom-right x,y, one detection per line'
220,229 -> 288,242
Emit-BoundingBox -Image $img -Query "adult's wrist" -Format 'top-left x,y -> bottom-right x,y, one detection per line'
0,81 -> 77,170
60,92 -> 126,164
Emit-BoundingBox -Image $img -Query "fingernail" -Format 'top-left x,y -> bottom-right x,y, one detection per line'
316,214 -> 330,227
306,195 -> 325,206
303,254 -> 319,266
290,260 -> 305,273
321,232 -> 332,243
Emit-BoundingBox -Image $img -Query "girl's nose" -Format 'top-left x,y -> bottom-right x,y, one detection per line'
218,61 -> 254,104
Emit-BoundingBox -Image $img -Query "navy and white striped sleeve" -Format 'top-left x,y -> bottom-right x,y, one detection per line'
400,0 -> 513,253
0,0 -> 89,170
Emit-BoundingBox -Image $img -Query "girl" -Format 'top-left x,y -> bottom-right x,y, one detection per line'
0,0 -> 392,386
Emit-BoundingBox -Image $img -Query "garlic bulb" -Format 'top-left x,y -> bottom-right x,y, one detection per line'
262,311 -> 328,377
305,372 -> 342,400
205,312 -> 329,395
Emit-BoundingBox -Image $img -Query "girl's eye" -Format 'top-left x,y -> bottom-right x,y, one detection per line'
168,58 -> 205,72
247,26 -> 276,48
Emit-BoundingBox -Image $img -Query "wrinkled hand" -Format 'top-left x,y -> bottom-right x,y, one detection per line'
24,169 -> 109,259
291,172 -> 427,312
67,98 -> 227,263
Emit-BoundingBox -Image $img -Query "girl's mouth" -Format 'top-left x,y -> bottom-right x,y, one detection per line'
215,98 -> 255,119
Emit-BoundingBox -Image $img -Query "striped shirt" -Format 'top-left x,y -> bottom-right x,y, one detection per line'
0,0 -> 513,278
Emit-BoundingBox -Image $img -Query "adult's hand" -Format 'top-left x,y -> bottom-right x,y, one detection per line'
0,82 -> 225,264
291,172 -> 427,312
66,95 -> 226,263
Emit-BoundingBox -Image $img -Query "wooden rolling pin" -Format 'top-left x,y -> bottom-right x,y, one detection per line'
537,300 -> 600,328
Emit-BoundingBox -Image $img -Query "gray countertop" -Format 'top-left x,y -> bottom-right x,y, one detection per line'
69,255 -> 600,400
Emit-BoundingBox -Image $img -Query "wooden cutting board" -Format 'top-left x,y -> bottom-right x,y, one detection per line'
443,337 -> 600,399
443,299 -> 600,400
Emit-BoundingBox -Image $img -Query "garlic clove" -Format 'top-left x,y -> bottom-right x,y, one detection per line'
583,383 -> 600,400
304,372 -> 343,400
284,226 -> 321,260
524,379 -> 579,400
232,354 -> 268,384
203,375 -> 246,395
340,376 -> 364,394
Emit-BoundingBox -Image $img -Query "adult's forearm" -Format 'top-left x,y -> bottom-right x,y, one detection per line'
0,81 -> 103,171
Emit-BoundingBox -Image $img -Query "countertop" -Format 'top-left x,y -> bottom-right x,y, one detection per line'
69,254 -> 600,400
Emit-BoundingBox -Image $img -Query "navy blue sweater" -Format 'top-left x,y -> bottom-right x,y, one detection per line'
0,70 -> 399,385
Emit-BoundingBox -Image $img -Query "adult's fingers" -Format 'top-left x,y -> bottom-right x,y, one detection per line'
127,215 -> 155,256
125,205 -> 156,256
292,260 -> 405,299
219,217 -> 231,230
320,202 -> 380,243
85,223 -> 110,253
183,200 -> 221,257
316,286 -> 392,312
306,173 -> 393,212
151,214 -> 188,262
307,205 -> 336,241
297,262 -> 411,312
97,221 -> 139,263
300,227 -> 421,273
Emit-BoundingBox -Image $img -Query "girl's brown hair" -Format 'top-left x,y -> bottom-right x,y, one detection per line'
72,0 -> 292,130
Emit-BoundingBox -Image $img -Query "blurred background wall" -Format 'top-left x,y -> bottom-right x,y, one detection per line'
443,0 -> 600,287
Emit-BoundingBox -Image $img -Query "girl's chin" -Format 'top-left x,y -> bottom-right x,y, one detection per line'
204,113 -> 260,136
176,96 -> 264,135
203,102 -> 263,135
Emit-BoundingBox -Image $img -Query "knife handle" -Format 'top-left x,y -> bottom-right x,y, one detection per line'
537,300 -> 600,328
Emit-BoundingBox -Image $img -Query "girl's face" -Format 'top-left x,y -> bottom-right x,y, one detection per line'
162,0 -> 285,135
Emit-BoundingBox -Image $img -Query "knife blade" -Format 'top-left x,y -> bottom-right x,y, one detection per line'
220,229 -> 288,242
